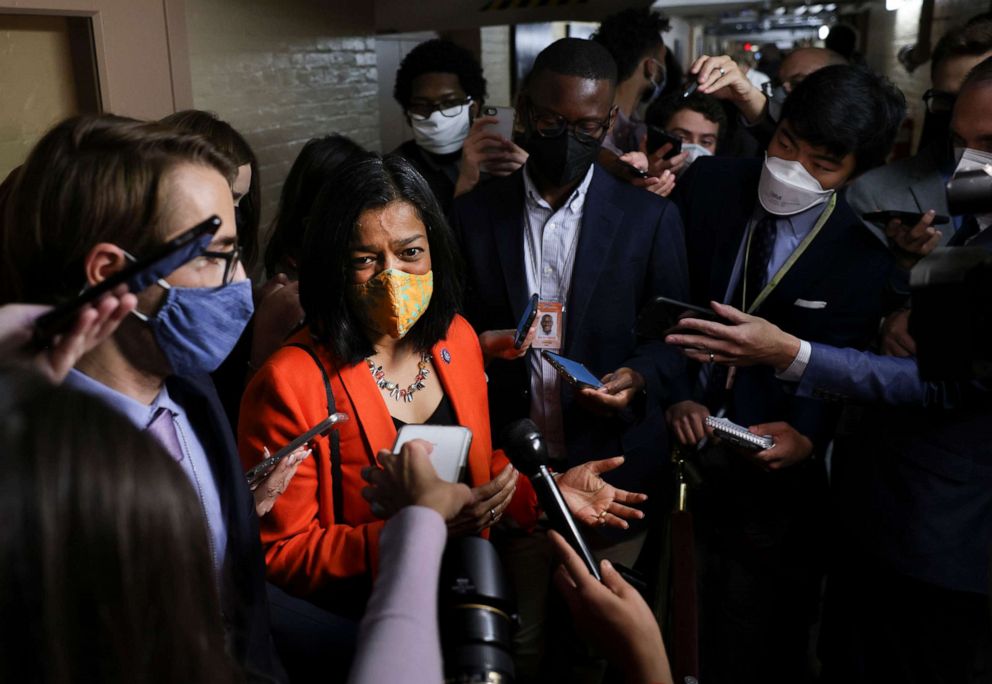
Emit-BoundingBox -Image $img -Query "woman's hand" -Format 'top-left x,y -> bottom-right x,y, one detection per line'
446,461 -> 518,536
550,531 -> 673,684
362,439 -> 473,521
479,320 -> 537,365
252,445 -> 310,516
0,289 -> 136,383
556,457 -> 647,529
688,54 -> 767,124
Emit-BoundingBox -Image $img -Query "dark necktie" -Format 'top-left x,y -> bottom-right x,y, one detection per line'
739,213 -> 778,311
146,407 -> 184,463
948,215 -> 981,247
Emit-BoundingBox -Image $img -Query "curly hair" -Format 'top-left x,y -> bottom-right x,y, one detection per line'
591,8 -> 670,82
393,39 -> 487,108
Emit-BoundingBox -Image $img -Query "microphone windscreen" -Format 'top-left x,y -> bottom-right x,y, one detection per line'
500,418 -> 547,477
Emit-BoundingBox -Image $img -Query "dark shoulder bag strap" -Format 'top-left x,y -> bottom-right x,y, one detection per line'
286,343 -> 344,523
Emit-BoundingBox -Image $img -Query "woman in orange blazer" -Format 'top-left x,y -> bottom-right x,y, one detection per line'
239,155 -> 645,616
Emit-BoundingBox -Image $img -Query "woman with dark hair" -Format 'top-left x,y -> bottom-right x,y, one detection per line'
238,155 -> 645,616
0,369 -> 239,684
264,134 -> 369,279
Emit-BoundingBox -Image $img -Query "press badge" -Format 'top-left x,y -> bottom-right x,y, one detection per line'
532,301 -> 564,350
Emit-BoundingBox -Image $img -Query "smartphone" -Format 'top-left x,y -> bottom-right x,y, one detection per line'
862,210 -> 951,227
636,296 -> 726,339
393,424 -> 472,483
481,105 -> 515,141
646,126 -> 683,159
541,350 -> 604,390
33,215 -> 222,345
618,160 -> 649,179
514,293 -> 540,349
705,416 -> 774,452
245,412 -> 349,489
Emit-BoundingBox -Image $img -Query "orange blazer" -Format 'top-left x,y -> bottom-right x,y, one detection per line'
238,315 -> 537,601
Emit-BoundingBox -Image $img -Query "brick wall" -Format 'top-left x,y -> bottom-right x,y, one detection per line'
864,0 -> 987,150
185,0 -> 380,231
481,25 -> 513,106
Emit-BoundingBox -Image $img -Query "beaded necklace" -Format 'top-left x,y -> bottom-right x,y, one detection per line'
367,352 -> 432,402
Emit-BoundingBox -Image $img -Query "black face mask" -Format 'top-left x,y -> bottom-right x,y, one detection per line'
523,129 -> 601,188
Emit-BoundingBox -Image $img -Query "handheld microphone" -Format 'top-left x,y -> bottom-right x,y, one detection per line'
501,419 -> 601,581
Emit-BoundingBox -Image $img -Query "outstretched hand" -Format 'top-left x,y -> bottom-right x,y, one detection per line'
556,456 -> 647,529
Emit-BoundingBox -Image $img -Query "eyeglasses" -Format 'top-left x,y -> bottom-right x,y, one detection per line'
407,96 -> 473,121
922,89 -> 956,114
201,243 -> 243,286
526,103 -> 617,144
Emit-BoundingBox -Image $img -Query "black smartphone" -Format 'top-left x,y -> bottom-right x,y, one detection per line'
513,293 -> 540,349
33,215 -> 222,345
618,160 -> 649,179
245,412 -> 349,489
862,210 -> 951,227
541,350 -> 604,389
646,126 -> 683,159
636,296 -> 726,340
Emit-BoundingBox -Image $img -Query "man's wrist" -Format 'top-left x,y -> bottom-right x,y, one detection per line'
775,338 -> 811,382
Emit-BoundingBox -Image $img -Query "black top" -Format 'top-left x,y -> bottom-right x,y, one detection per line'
391,140 -> 461,214
391,393 -> 456,429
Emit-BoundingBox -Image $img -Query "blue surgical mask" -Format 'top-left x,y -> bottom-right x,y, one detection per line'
134,279 -> 254,376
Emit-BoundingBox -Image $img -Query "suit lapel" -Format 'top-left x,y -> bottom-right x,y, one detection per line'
565,167 -> 623,351
491,173 -> 530,323
430,336 -> 489,488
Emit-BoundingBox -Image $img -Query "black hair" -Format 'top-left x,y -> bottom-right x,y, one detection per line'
524,37 -> 618,89
160,110 -> 261,269
0,368 -> 237,684
825,24 -> 859,61
393,39 -> 487,108
961,54 -> 992,91
264,134 -> 369,277
646,92 -> 728,140
299,155 -> 464,364
591,8 -> 669,82
779,64 -> 906,174
931,18 -> 992,78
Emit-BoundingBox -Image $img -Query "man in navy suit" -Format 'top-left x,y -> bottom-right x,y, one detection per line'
451,37 -> 689,682
668,65 -> 906,684
666,59 -> 992,684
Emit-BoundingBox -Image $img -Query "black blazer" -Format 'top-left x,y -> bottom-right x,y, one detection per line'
674,157 -> 897,450
167,374 -> 282,682
451,164 -> 690,499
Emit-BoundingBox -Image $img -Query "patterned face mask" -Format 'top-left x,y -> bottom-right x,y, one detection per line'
349,268 -> 434,339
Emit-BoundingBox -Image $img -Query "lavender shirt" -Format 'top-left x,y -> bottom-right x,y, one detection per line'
348,505 -> 448,684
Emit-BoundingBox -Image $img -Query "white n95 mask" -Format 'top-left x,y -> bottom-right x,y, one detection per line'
757,154 -> 834,216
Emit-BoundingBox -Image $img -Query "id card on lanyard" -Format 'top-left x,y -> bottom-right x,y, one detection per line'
532,301 -> 564,350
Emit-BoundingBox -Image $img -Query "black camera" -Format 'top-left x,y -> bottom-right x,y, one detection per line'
439,536 -> 517,683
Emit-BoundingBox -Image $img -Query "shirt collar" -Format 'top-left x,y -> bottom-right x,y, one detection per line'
522,162 -> 595,215
64,369 -> 178,429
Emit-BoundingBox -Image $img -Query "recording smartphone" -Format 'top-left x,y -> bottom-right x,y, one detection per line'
481,105 -> 515,141
861,210 -> 951,227
618,160 -> 649,179
33,215 -> 222,345
646,126 -> 683,159
705,416 -> 774,452
513,293 -> 540,349
541,350 -> 604,390
245,412 -> 349,489
636,296 -> 726,339
393,424 -> 472,483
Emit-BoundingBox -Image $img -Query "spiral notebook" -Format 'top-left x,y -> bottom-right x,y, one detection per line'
705,416 -> 774,452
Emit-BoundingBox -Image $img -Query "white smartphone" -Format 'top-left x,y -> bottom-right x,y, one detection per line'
392,425 -> 472,483
481,105 -> 515,141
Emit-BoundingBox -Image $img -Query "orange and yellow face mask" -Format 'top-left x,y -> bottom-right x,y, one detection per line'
348,269 -> 434,339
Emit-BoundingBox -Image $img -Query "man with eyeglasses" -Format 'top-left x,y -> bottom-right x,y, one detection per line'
451,37 -> 689,683
391,38 -> 527,213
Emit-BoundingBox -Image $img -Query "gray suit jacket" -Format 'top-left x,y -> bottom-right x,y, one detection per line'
845,143 -> 951,246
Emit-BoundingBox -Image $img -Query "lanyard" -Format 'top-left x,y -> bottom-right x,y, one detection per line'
740,193 -> 836,314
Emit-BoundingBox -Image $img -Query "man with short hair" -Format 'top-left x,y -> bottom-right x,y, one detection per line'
646,91 -> 727,173
669,65 -> 905,684
452,37 -> 689,682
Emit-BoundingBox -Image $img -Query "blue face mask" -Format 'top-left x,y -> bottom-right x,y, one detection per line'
134,279 -> 254,376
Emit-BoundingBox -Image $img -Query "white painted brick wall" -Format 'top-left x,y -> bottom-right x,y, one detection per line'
481,25 -> 513,106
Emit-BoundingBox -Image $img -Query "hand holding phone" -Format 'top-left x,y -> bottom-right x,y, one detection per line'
862,210 -> 950,226
392,424 -> 472,483
514,293 -> 540,349
246,412 -> 349,489
636,296 -> 728,340
542,351 -> 604,389
646,126 -> 683,159
481,105 -> 515,141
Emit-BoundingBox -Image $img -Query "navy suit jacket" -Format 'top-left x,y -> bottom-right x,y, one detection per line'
451,164 -> 690,498
674,157 -> 897,451
168,374 -> 282,682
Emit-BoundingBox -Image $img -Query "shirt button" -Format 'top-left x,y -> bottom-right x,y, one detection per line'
544,266 -> 553,274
